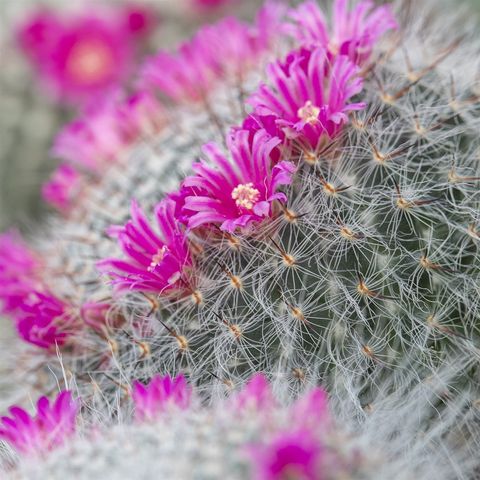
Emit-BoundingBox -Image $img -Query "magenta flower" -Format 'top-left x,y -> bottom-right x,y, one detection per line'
18,13 -> 134,105
42,163 -> 82,213
250,430 -> 324,480
0,391 -> 78,456
97,198 -> 193,295
17,5 -> 156,106
141,31 -> 220,103
248,47 -> 365,152
290,388 -> 331,432
253,1 -> 287,53
0,232 -> 80,349
199,3 -> 285,81
52,91 -> 163,171
182,129 -> 295,233
52,98 -> 129,172
141,3 -> 282,103
15,291 -> 77,350
233,373 -> 275,411
287,0 -> 397,65
200,17 -> 263,80
0,231 -> 41,315
117,91 -> 164,139
132,374 -> 192,422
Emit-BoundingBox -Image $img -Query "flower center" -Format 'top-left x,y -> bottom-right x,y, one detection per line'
66,39 -> 115,85
297,100 -> 320,125
231,183 -> 260,211
328,40 -> 340,56
148,246 -> 169,272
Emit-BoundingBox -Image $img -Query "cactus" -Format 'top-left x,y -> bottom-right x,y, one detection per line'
0,0 -> 479,477
32,0 -> 480,407
4,369 -> 480,479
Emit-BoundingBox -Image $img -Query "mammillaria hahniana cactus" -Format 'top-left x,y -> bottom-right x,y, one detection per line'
0,0 -> 479,477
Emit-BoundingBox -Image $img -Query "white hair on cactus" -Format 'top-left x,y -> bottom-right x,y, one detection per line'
5,360 -> 480,480
0,3 -> 478,480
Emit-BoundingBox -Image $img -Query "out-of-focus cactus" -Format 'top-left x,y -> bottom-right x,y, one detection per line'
4,370 -> 480,479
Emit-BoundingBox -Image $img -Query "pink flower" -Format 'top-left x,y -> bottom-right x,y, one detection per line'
201,17 -> 262,80
233,373 -> 275,412
0,233 -> 80,349
236,114 -> 285,162
132,374 -> 191,422
0,391 -> 78,456
52,98 -> 129,172
290,388 -> 330,432
141,3 -> 282,102
199,4 -> 285,80
287,0 -> 397,65
248,47 -> 365,152
182,129 -> 295,233
42,163 -> 82,213
52,91 -> 163,171
0,231 -> 41,314
97,198 -> 193,295
140,31 -> 220,103
253,1 -> 287,53
117,91 -> 164,138
16,5 -> 156,106
15,291 -> 77,350
250,430 -> 324,480
23,15 -> 133,105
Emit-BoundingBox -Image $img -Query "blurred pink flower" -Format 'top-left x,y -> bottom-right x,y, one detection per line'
141,2 -> 283,103
51,110 -> 124,172
16,11 -> 62,63
52,98 -> 130,172
290,388 -> 331,432
287,0 -> 397,65
117,90 -> 164,138
141,32 -> 220,103
17,6 -> 157,106
52,91 -> 163,171
97,198 -> 193,295
132,374 -> 191,422
0,231 -> 41,315
233,373 -> 275,411
15,291 -> 77,350
42,163 -> 82,213
248,47 -> 365,152
250,430 -> 324,480
0,391 -> 78,456
200,3 -> 285,80
182,129 -> 295,233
